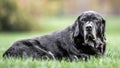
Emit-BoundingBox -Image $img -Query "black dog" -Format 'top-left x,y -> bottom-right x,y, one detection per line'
3,11 -> 106,61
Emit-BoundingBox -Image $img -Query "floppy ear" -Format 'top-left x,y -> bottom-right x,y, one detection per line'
73,20 -> 79,37
101,18 -> 106,41
73,15 -> 82,37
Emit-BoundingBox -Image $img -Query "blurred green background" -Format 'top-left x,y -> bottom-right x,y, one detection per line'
0,0 -> 120,33
0,0 -> 120,68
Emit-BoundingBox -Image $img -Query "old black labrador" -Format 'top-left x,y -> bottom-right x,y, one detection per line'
3,11 -> 106,61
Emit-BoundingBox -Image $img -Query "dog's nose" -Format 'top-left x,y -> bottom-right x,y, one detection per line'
86,26 -> 92,31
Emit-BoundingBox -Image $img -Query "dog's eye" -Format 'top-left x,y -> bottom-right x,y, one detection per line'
81,18 -> 87,22
93,19 -> 98,22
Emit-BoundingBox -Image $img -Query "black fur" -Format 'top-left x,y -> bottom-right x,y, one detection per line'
3,11 -> 106,61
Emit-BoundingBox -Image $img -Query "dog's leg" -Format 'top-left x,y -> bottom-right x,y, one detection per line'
33,45 -> 56,60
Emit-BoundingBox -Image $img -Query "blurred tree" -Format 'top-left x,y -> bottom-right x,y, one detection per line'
0,0 -> 35,31
0,0 -> 16,31
19,0 -> 63,16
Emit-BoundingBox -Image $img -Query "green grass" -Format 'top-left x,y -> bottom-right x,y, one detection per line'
0,16 -> 120,68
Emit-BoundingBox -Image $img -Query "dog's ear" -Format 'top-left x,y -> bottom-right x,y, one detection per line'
73,20 -> 79,37
73,16 -> 82,37
101,18 -> 106,41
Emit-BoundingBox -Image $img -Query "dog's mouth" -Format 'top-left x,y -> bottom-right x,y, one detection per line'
84,33 -> 96,47
85,33 -> 95,41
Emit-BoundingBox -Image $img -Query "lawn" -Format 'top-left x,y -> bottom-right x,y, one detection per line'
0,16 -> 120,68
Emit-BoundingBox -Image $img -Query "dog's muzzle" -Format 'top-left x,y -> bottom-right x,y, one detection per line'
84,22 -> 96,41
83,21 -> 97,48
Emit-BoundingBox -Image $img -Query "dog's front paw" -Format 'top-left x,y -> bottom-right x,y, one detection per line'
78,54 -> 90,61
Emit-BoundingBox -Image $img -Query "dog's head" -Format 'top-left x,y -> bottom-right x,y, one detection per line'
73,11 -> 106,48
